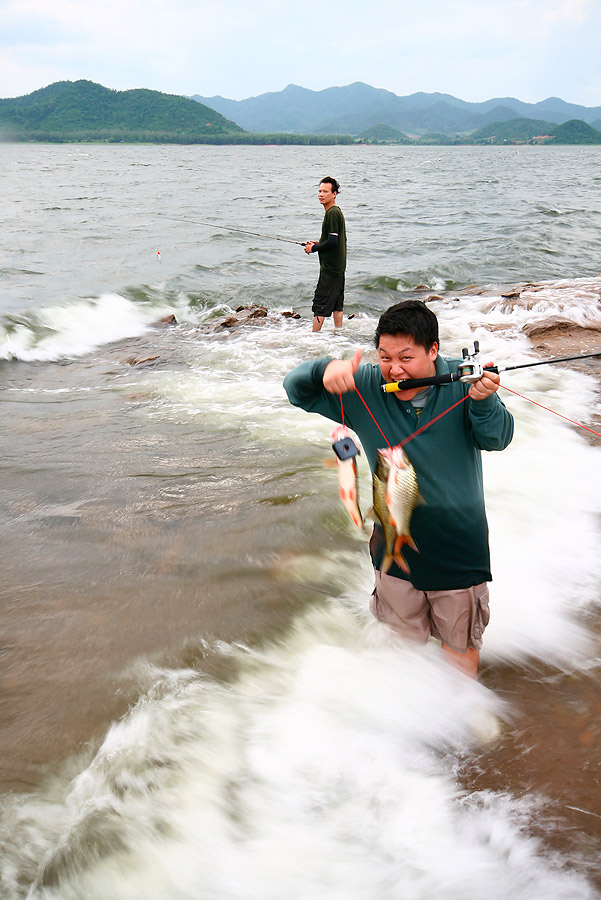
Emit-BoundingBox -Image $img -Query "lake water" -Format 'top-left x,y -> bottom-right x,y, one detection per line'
1,144 -> 601,898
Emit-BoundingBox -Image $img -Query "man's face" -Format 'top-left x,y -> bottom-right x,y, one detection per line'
318,182 -> 336,208
377,334 -> 438,397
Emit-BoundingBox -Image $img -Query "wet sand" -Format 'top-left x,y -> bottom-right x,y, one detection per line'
469,656 -> 601,887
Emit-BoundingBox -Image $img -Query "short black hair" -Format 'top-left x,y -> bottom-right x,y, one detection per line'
320,176 -> 340,194
374,300 -> 439,350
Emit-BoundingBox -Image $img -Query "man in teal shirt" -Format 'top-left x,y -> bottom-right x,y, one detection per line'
283,300 -> 514,677
304,176 -> 347,332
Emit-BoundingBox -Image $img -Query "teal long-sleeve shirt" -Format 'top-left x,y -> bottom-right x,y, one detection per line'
283,354 -> 514,591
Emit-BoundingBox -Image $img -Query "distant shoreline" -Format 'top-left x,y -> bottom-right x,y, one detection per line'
3,138 -> 601,147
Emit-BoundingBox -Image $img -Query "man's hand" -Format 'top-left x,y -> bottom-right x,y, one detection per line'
469,363 -> 500,401
323,349 -> 363,394
304,241 -> 316,254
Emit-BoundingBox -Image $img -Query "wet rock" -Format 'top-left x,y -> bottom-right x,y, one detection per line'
200,305 -> 303,333
521,318 -> 601,339
425,294 -> 444,302
155,314 -> 177,325
216,305 -> 268,331
123,355 -> 160,366
501,291 -> 521,300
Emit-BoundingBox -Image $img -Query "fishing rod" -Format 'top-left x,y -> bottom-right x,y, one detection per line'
382,342 -> 601,393
156,213 -> 306,246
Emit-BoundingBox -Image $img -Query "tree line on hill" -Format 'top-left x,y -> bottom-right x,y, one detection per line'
1,80 -> 600,145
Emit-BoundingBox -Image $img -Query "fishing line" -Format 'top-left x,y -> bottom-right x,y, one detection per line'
499,383 -> 601,438
343,387 -> 468,450
398,395 -> 470,449
353,387 -> 393,448
156,213 -> 306,246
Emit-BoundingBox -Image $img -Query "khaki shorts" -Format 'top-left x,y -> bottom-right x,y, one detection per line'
370,570 -> 490,653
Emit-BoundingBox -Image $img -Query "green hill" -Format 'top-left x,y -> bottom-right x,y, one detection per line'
0,80 -> 245,142
359,123 -> 411,143
466,116 -> 601,145
548,119 -> 601,144
468,117 -> 557,142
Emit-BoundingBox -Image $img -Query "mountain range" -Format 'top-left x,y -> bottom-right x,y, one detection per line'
193,82 -> 601,136
1,81 -> 600,144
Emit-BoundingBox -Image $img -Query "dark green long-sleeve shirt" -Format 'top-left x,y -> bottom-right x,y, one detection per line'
283,354 -> 514,591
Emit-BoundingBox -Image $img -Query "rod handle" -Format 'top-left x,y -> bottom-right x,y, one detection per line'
382,372 -> 458,393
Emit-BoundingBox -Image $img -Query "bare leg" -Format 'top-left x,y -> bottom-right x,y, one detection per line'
441,644 -> 479,678
312,315 -> 324,332
333,310 -> 343,328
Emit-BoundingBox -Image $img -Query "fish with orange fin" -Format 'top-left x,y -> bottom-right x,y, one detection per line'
369,446 -> 420,573
331,425 -> 363,530
384,445 -> 420,572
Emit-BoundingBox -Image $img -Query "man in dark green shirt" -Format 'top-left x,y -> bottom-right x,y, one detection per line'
284,300 -> 514,678
304,177 -> 347,332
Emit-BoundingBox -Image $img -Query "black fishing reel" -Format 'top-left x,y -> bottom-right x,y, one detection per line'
457,341 -> 485,383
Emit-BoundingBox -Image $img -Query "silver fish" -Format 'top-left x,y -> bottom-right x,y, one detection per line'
369,450 -> 401,573
383,445 -> 419,573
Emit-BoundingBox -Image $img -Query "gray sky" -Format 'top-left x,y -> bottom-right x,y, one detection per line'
1,0 -> 600,106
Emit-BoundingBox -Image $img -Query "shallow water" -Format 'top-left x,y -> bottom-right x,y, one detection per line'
1,144 -> 601,897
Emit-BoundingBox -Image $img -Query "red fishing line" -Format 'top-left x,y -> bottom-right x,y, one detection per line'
353,386 -> 393,448
343,387 -> 469,449
500,383 -> 601,438
398,395 -> 470,448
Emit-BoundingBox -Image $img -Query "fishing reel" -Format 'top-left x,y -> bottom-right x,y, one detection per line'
456,341 -> 485,383
381,340 -> 500,393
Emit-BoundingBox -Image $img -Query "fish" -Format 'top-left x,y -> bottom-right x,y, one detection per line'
369,446 -> 420,574
368,450 -> 400,573
331,425 -> 363,530
384,445 -> 420,573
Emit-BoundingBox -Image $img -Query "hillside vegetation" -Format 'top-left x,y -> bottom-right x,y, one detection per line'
468,117 -> 601,144
0,80 -> 244,142
2,81 -> 600,145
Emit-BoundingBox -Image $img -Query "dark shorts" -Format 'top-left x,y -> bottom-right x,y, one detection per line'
312,271 -> 345,317
370,570 -> 491,652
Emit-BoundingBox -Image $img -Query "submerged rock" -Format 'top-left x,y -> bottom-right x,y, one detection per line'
155,314 -> 177,325
212,305 -> 301,332
216,305 -> 268,330
123,355 -> 161,366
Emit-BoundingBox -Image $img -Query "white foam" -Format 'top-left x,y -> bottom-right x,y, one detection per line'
0,293 -> 174,361
1,606 -> 596,899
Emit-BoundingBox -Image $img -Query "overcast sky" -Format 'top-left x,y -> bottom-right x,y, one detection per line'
1,0 -> 600,106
